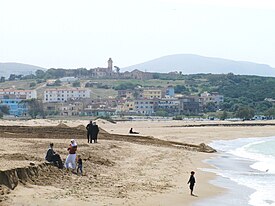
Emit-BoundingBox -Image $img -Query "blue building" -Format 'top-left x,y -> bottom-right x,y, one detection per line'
0,99 -> 28,116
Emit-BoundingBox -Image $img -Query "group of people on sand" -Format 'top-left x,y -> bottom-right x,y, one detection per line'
45,139 -> 83,174
86,120 -> 99,143
45,120 -> 197,196
45,120 -> 99,174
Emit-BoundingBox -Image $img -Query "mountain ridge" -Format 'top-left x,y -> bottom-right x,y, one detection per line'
2,54 -> 275,78
0,62 -> 46,77
122,54 -> 275,77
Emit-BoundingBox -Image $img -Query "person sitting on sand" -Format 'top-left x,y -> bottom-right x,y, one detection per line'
77,155 -> 83,175
187,171 -> 196,196
129,128 -> 139,134
45,143 -> 63,169
65,139 -> 77,171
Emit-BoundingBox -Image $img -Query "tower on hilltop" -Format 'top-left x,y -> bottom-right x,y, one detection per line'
108,58 -> 113,70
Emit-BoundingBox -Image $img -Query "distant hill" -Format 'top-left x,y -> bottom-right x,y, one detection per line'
122,54 -> 275,77
0,62 -> 46,78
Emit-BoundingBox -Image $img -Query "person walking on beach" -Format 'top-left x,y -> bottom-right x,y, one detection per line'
86,121 -> 93,143
65,139 -> 77,171
45,143 -> 63,169
187,171 -> 196,196
92,122 -> 99,143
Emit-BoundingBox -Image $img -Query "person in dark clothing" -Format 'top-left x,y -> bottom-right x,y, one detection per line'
45,143 -> 63,169
86,120 -> 93,143
187,171 -> 196,196
77,155 -> 83,175
129,128 -> 139,134
92,122 -> 99,143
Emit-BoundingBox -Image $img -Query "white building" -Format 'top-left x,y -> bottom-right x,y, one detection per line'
134,99 -> 156,115
157,98 -> 180,111
0,89 -> 37,99
44,88 -> 90,103
59,77 -> 79,83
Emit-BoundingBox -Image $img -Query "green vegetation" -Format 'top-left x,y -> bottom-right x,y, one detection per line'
29,82 -> 36,88
21,99 -> 45,118
235,106 -> 255,120
0,105 -> 10,118
114,82 -> 138,90
72,81 -> 81,87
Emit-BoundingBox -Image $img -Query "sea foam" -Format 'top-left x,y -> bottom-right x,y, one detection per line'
208,137 -> 275,206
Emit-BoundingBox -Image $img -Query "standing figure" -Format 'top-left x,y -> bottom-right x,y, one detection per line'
45,143 -> 63,169
86,121 -> 93,143
65,139 -> 77,171
92,122 -> 99,143
187,171 -> 196,196
77,155 -> 83,175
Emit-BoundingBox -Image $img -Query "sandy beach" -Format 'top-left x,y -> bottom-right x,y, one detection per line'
1,119 -> 275,206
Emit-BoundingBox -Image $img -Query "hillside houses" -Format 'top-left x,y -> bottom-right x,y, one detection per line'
1,85 -> 223,118
0,84 -> 224,118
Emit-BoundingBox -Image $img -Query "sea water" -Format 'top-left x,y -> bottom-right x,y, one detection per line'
197,137 -> 275,206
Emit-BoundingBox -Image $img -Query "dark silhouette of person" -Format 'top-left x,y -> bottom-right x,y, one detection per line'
187,171 -> 196,196
77,155 -> 83,175
129,128 -> 139,134
92,122 -> 99,143
86,121 -> 93,143
45,143 -> 63,169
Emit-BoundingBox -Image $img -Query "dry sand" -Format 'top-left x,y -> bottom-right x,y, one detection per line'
1,119 -> 275,206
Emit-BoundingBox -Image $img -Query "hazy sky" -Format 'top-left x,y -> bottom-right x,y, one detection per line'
1,0 -> 275,69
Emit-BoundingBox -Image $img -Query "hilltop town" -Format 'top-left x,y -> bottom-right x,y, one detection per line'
1,58 -> 275,120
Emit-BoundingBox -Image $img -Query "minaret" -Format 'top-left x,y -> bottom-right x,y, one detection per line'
108,58 -> 113,70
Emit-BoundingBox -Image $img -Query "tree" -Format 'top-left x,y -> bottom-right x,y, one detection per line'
152,73 -> 160,79
219,111 -> 228,120
235,106 -> 255,120
114,82 -> 137,90
155,110 -> 168,117
174,85 -> 188,94
54,79 -> 62,86
8,74 -> 16,81
0,76 -> 5,82
204,102 -> 217,112
0,105 -> 10,115
114,66 -> 120,74
264,107 -> 275,118
72,81 -> 81,87
30,82 -> 36,87
22,99 -> 45,119
35,70 -> 45,79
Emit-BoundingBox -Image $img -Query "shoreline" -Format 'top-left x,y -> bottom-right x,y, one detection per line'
1,119 -> 275,205
196,136 -> 275,206
194,145 -> 254,206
